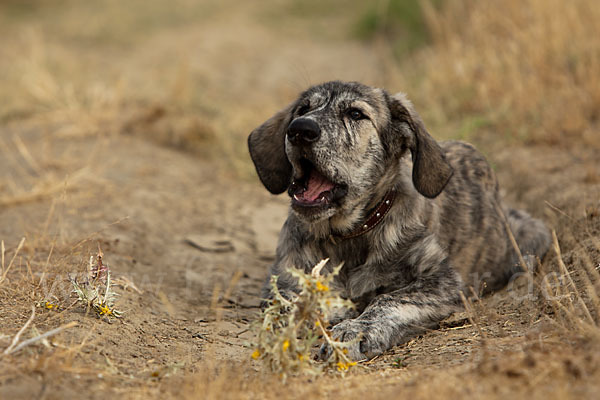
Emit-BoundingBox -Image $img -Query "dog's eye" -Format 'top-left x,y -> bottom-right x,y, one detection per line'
347,108 -> 367,121
297,104 -> 310,116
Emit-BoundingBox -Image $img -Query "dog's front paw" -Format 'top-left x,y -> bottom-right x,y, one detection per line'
318,319 -> 385,361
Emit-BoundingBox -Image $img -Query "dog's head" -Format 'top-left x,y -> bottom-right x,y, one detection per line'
248,81 -> 453,225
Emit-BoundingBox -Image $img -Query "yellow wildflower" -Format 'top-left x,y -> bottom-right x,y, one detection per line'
315,320 -> 320,327
251,349 -> 261,360
282,340 -> 290,351
315,281 -> 329,292
336,361 -> 357,371
98,304 -> 112,315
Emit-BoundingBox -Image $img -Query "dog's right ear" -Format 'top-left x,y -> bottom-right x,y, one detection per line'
248,103 -> 295,194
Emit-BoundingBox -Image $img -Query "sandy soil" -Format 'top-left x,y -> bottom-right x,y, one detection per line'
0,120 -> 599,399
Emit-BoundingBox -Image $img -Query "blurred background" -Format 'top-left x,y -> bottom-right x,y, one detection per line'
1,0 -> 598,177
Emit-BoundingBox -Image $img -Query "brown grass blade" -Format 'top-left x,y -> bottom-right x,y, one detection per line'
552,230 -> 595,325
0,237 -> 26,284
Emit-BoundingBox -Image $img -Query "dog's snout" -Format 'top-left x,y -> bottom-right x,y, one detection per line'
287,118 -> 321,144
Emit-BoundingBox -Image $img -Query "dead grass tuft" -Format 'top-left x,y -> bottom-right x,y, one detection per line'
418,0 -> 600,147
540,230 -> 600,339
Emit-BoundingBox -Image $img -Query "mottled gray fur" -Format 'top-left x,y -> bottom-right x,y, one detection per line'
248,81 -> 551,361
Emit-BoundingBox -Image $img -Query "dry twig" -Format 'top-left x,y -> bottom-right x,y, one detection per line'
3,306 -> 36,355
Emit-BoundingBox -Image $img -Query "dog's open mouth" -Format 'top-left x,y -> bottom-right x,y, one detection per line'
289,159 -> 347,208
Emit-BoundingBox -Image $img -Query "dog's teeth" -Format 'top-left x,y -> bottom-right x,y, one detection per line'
293,194 -> 300,201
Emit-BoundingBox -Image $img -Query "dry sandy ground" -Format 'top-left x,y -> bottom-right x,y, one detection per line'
1,1 -> 600,399
0,119 -> 599,400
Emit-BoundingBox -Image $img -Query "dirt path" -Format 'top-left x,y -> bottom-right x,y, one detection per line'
0,125 -> 290,367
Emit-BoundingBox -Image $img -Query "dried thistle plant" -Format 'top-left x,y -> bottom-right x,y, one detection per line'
69,248 -> 122,319
252,259 -> 360,378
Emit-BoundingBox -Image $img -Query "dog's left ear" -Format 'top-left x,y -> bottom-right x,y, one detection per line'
248,102 -> 295,194
385,93 -> 453,198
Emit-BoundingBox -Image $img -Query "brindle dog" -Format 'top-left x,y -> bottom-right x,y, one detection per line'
248,81 -> 550,361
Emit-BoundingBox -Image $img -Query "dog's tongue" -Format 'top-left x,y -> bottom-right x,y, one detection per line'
301,169 -> 335,202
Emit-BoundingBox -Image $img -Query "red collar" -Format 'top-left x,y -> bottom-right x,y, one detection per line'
338,190 -> 397,240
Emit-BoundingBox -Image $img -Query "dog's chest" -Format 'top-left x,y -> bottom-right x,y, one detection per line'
317,238 -> 398,300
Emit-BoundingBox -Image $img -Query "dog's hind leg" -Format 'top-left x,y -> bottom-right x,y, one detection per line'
504,207 -> 551,275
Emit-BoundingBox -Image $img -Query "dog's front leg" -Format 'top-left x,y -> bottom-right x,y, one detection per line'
321,256 -> 463,361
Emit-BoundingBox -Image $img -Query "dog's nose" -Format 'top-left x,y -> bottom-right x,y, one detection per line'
287,118 -> 321,144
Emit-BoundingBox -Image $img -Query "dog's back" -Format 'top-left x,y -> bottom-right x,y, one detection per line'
434,141 -> 550,293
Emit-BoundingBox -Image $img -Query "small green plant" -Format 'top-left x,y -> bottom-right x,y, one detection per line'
69,248 -> 122,319
392,356 -> 409,369
252,259 -> 360,378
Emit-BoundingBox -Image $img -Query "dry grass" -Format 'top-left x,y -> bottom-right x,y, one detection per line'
1,1 -> 598,161
415,0 -> 600,147
543,232 -> 600,339
0,1 -> 216,159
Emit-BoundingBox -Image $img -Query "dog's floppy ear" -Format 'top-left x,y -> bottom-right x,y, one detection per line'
248,102 -> 295,194
386,93 -> 453,198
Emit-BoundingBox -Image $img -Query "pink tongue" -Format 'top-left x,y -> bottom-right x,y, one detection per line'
302,170 -> 334,201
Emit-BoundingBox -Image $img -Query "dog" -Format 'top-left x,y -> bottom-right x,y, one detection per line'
248,81 -> 550,361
